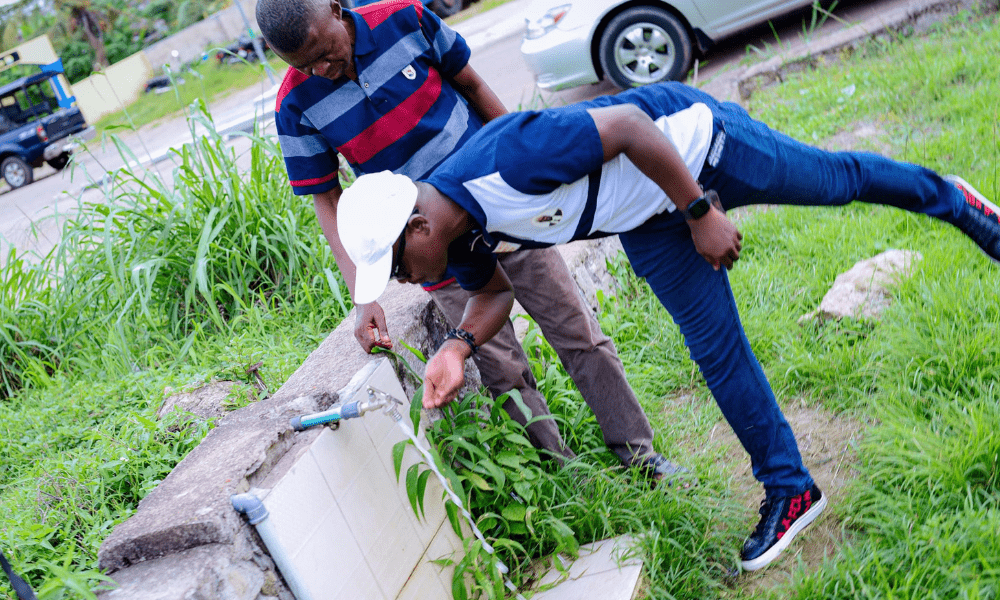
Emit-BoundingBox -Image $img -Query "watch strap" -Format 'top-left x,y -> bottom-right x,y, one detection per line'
679,189 -> 720,221
445,328 -> 478,354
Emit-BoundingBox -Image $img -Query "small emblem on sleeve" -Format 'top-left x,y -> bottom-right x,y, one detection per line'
402,65 -> 417,80
493,241 -> 521,253
532,208 -> 563,227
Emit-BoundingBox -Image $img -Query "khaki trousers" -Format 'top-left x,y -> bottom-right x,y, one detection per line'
427,246 -> 654,464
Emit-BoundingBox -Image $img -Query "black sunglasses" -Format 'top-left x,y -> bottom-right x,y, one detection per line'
389,208 -> 419,281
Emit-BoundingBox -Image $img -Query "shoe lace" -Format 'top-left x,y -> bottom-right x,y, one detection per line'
963,206 -> 1000,253
751,497 -> 778,538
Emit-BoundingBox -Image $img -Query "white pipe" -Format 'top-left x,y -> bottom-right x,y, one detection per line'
231,493 -> 317,600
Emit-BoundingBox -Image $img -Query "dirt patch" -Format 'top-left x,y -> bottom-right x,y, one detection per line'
820,120 -> 895,155
670,394 -> 866,595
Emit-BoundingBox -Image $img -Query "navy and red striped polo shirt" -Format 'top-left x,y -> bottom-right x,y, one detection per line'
275,0 -> 483,196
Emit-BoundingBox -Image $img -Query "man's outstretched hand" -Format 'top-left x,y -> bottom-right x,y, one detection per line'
423,341 -> 470,409
689,206 -> 743,271
355,301 -> 392,353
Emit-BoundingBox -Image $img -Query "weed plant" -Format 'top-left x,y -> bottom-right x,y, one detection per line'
0,101 -> 349,595
405,10 -> 999,600
1,8 -> 998,600
402,330 -> 738,600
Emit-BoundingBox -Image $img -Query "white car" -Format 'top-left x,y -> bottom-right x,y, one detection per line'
521,0 -> 817,90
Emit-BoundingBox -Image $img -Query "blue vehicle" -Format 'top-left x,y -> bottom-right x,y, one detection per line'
0,70 -> 92,189
345,0 -> 463,19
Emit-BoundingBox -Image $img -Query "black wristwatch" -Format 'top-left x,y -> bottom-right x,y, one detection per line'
679,189 -> 720,221
445,328 -> 478,354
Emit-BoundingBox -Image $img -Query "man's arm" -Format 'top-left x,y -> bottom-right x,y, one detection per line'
423,263 -> 514,408
314,186 -> 393,352
587,104 -> 743,270
450,63 -> 508,123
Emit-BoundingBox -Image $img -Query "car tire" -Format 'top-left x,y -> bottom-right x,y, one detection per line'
47,153 -> 70,171
1,156 -> 32,189
429,0 -> 461,19
599,8 -> 692,89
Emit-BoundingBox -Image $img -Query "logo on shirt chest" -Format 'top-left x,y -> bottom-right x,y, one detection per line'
532,208 -> 563,227
402,65 -> 417,80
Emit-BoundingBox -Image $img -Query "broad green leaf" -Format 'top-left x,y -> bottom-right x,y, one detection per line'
405,464 -> 421,520
463,470 -> 492,491
475,459 -> 506,489
504,433 -> 533,447
501,502 -> 526,522
444,499 -> 464,538
392,439 -> 407,481
410,385 -> 423,431
399,340 -> 426,362
416,469 -> 432,520
495,451 -> 525,469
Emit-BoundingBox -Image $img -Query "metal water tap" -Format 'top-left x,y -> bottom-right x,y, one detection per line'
367,386 -> 405,423
289,387 -> 404,431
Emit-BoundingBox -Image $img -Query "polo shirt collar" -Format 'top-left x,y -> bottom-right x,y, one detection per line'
344,9 -> 377,59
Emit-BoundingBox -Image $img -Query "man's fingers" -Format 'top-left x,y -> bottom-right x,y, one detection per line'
374,312 -> 391,348
370,327 -> 392,350
354,328 -> 375,353
423,380 -> 439,409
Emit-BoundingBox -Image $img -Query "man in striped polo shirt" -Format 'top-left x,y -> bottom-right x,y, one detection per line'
255,0 -> 689,483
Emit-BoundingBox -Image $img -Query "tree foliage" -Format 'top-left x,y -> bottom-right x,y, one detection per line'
0,0 -> 232,83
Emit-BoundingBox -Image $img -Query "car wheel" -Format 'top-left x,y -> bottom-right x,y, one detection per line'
1,156 -> 33,189
599,8 -> 692,89
429,0 -> 461,18
47,153 -> 70,171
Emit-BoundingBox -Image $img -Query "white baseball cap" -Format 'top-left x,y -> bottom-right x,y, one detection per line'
338,171 -> 418,305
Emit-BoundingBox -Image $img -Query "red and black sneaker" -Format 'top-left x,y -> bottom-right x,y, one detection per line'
946,175 -> 1000,265
740,484 -> 827,572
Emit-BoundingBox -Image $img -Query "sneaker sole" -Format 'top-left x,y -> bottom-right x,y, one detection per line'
944,174 -> 1000,265
740,492 -> 829,572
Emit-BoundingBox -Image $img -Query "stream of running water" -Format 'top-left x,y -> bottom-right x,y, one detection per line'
383,401 -> 528,600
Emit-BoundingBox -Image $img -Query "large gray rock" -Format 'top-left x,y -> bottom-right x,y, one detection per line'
801,249 -> 922,322
97,540 -> 288,600
157,380 -> 236,421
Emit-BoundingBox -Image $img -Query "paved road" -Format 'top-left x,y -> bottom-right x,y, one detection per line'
0,0 -> 944,258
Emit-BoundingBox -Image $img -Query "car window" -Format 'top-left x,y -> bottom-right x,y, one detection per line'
15,82 -> 57,120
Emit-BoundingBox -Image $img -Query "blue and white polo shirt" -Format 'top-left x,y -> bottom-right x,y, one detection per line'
275,0 -> 483,195
423,82 -> 716,291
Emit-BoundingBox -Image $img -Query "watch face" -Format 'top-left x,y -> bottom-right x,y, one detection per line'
688,196 -> 711,219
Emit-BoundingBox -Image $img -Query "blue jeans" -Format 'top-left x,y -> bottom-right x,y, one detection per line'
619,96 -> 965,498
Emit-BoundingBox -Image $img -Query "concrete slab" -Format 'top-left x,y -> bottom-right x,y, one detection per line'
241,359 -> 461,600
531,536 -> 643,600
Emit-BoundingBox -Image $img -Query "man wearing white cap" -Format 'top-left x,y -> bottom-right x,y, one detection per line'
337,81 -> 999,572
257,0 -> 681,480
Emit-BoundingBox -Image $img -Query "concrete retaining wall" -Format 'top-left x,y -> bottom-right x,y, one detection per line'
72,54 -> 154,124
95,283 -> 471,599
70,0 -> 262,124
93,240 -> 620,599
142,0 -> 261,72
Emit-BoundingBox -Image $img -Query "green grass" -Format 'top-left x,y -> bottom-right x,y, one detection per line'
0,7 -> 998,600
0,104 -> 350,596
408,8 -> 1000,600
444,0 -> 516,26
91,55 -> 286,137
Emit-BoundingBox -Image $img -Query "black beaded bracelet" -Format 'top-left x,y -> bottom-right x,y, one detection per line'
445,328 -> 478,354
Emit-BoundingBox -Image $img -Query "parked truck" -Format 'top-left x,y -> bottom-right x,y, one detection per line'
0,71 -> 93,189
